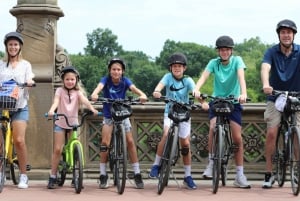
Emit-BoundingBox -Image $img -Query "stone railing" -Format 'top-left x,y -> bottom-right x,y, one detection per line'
79,102 -> 267,176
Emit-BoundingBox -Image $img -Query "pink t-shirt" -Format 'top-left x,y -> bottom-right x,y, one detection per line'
55,87 -> 83,129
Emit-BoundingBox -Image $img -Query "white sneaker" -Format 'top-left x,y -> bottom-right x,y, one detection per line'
18,174 -> 28,189
233,174 -> 251,188
202,164 -> 213,179
262,173 -> 275,189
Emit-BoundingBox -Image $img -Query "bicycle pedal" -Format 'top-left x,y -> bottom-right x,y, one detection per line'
26,164 -> 31,171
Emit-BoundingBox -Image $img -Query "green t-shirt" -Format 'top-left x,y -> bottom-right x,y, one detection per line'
206,55 -> 246,98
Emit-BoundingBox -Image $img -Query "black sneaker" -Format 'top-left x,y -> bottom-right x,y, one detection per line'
262,172 -> 275,189
134,173 -> 144,189
99,174 -> 109,189
47,177 -> 57,189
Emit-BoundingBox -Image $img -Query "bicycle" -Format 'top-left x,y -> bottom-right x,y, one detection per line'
44,110 -> 102,194
272,90 -> 300,196
95,96 -> 141,194
154,96 -> 202,195
0,81 -> 34,193
207,95 -> 250,194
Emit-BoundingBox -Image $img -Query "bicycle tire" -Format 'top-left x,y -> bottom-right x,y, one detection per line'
73,143 -> 83,194
10,146 -> 19,185
290,126 -> 300,196
57,152 -> 67,187
0,132 -> 5,193
158,126 -> 178,195
212,125 -> 223,194
275,122 -> 287,187
114,125 -> 127,195
221,126 -> 230,186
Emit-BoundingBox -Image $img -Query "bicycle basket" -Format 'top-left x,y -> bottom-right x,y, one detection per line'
110,103 -> 132,121
211,100 -> 234,115
168,103 -> 190,123
0,80 -> 19,110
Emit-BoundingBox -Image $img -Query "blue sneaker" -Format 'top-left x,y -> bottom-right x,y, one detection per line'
149,165 -> 160,178
183,176 -> 197,190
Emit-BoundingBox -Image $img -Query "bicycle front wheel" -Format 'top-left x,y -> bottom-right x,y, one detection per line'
290,126 -> 300,196
212,125 -> 223,194
73,143 -> 83,194
10,146 -> 19,185
114,126 -> 127,195
275,122 -> 287,187
158,126 -> 178,195
221,127 -> 231,186
0,132 -> 6,193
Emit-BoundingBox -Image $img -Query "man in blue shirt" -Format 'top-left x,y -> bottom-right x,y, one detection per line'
261,19 -> 300,188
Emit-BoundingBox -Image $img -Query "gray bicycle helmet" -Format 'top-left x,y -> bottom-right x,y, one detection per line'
168,53 -> 187,66
215,35 -> 234,49
108,58 -> 126,70
4,32 -> 23,45
60,66 -> 80,81
276,19 -> 297,34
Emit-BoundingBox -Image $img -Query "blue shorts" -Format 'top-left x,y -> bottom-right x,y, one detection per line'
10,105 -> 29,122
208,102 -> 243,126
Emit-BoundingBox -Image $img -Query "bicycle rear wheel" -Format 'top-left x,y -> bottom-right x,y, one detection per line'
158,126 -> 178,195
0,132 -> 5,193
290,127 -> 300,196
212,125 -> 223,194
114,126 -> 127,195
275,122 -> 287,187
73,143 -> 83,194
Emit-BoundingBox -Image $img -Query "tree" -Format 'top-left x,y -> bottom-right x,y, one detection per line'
84,28 -> 123,59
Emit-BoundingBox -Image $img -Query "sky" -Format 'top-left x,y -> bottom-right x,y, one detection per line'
0,0 -> 299,58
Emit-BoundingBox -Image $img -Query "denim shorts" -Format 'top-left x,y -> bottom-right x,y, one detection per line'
54,125 -> 66,133
10,105 -> 29,122
103,117 -> 131,133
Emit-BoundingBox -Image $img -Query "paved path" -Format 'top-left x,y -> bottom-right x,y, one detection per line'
1,179 -> 299,201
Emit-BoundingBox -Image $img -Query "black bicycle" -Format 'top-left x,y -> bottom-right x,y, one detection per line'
96,97 -> 142,194
272,90 -> 300,196
208,95 -> 250,194
155,96 -> 202,195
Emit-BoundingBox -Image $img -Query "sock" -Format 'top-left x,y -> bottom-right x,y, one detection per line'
50,174 -> 56,179
236,166 -> 244,177
184,165 -> 191,177
100,163 -> 106,175
132,162 -> 140,174
153,154 -> 161,166
208,153 -> 214,166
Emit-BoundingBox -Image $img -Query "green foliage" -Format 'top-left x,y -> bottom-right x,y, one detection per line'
0,51 -> 4,59
67,27 -> 274,103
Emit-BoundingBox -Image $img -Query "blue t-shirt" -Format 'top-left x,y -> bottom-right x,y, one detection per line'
160,73 -> 195,115
100,76 -> 132,118
206,55 -> 246,98
262,43 -> 300,101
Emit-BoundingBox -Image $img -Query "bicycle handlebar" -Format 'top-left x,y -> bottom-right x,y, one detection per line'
153,96 -> 203,111
91,96 -> 145,106
205,95 -> 251,103
44,110 -> 102,128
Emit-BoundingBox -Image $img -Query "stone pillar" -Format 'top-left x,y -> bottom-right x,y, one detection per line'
9,0 -> 64,168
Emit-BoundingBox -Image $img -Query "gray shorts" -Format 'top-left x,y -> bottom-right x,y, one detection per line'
264,101 -> 300,128
103,117 -> 132,133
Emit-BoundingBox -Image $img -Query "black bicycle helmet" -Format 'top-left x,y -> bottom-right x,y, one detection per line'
60,66 -> 80,81
108,58 -> 126,70
276,19 -> 297,34
215,35 -> 234,49
4,31 -> 24,45
168,53 -> 187,66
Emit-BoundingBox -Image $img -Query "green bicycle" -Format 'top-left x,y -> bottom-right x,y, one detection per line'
45,110 -> 102,194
